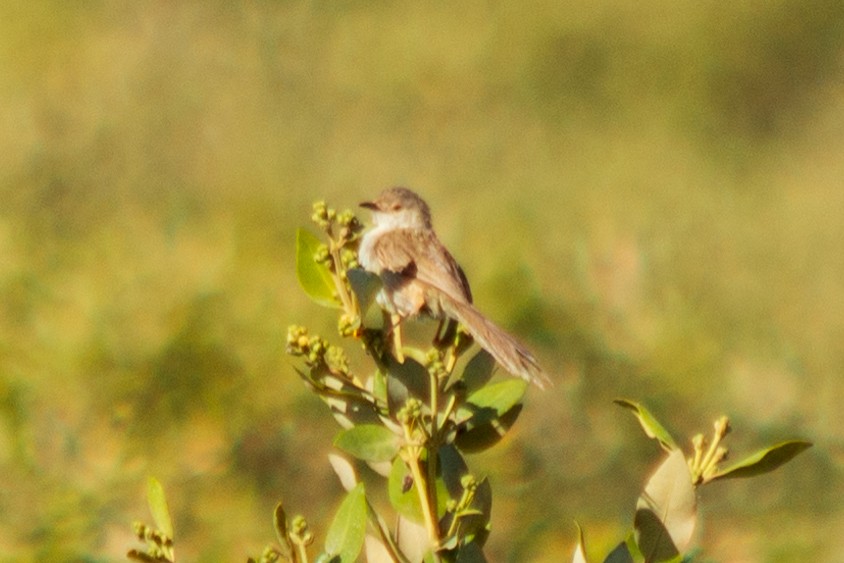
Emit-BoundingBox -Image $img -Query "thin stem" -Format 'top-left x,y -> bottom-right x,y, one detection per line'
429,370 -> 440,435
294,540 -> 309,563
423,365 -> 448,561
445,510 -> 462,539
405,447 -> 440,550
426,368 -> 440,529
699,439 -> 719,474
401,393 -> 442,560
328,239 -> 355,314
439,394 -> 457,432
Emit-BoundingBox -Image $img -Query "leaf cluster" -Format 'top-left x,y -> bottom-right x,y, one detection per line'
283,202 -> 523,561
572,401 -> 812,562
127,199 -> 812,563
127,478 -> 175,563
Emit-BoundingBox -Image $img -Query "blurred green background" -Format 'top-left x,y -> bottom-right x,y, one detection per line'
1,1 -> 842,561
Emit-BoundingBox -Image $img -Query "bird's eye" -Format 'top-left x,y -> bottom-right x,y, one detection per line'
391,203 -> 402,211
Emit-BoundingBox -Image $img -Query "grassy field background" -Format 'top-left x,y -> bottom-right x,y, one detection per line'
1,2 -> 842,560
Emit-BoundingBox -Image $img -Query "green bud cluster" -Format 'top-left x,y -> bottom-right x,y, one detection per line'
340,247 -> 359,271
313,243 -> 332,267
290,515 -> 314,546
285,325 -> 329,365
445,474 -> 479,520
337,209 -> 363,244
311,201 -> 336,229
309,337 -> 327,359
690,415 -> 732,485
337,313 -> 360,338
460,474 -> 477,492
426,349 -> 448,379
312,201 -> 363,244
132,522 -> 172,548
398,398 -> 423,425
337,208 -> 359,229
131,521 -> 173,561
286,325 -> 310,355
312,199 -> 363,250
257,545 -> 280,563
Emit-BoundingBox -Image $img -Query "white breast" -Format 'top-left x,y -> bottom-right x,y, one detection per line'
358,223 -> 391,273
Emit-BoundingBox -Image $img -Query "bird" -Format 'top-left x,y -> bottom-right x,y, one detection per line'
358,187 -> 550,388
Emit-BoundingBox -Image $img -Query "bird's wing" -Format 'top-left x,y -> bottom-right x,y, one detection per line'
367,228 -> 415,274
369,228 -> 472,304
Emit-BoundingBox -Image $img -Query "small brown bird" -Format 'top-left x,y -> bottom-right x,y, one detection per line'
358,187 -> 550,388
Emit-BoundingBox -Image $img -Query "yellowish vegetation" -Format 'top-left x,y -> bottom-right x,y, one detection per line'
0,2 -> 840,560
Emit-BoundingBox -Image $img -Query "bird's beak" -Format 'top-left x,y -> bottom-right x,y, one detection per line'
359,200 -> 378,210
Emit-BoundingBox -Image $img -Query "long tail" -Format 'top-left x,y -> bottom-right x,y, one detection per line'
444,299 -> 551,389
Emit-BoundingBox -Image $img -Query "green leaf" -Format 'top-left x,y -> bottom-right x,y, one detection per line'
146,476 -> 173,539
372,368 -> 388,404
603,540 -> 634,563
614,399 -> 677,452
458,379 -> 527,423
386,354 -> 430,416
363,500 -> 403,561
388,457 -> 424,522
388,454 -> 450,523
347,268 -> 381,313
455,540 -> 487,562
459,350 -> 496,392
325,483 -> 367,563
328,453 -> 359,491
273,502 -> 294,560
273,502 -> 287,542
635,449 -> 696,559
437,443 -> 470,498
334,425 -> 401,463
438,445 -> 473,517
604,531 -> 643,563
364,534 -> 392,562
572,522 -> 587,563
454,380 -> 526,453
457,477 -> 492,546
454,404 -> 523,453
711,440 -> 812,481
436,445 -> 491,546
296,228 -> 340,308
397,515 -> 431,562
